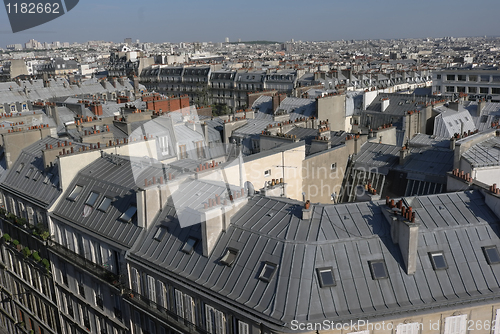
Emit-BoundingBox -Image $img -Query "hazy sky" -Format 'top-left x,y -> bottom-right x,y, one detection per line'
1,0 -> 499,46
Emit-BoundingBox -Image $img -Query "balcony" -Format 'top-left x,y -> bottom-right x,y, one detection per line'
49,241 -> 120,288
123,290 -> 210,334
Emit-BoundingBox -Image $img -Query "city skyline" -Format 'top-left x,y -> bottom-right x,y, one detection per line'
0,0 -> 499,46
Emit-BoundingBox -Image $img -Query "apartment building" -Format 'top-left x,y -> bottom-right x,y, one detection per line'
432,67 -> 500,101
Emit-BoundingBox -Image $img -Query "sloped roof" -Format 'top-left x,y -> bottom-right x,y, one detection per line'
128,190 -> 500,328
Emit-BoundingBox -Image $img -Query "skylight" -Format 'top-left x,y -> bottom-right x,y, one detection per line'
181,237 -> 197,254
25,167 -> 34,178
118,206 -> 137,223
483,246 -> 500,265
316,267 -> 336,287
153,226 -> 168,242
369,260 -> 388,280
220,248 -> 238,266
85,192 -> 99,207
429,252 -> 448,270
67,185 -> 83,201
97,197 -> 112,212
43,173 -> 53,184
259,262 -> 277,282
16,163 -> 24,173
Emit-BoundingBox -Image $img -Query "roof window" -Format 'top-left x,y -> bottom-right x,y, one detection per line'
153,226 -> 168,242
181,237 -> 197,254
316,267 -> 336,287
67,185 -> 83,201
85,192 -> 99,207
97,197 -> 112,212
118,206 -> 137,223
259,262 -> 277,282
220,248 -> 238,266
483,246 -> 500,265
369,260 -> 388,279
429,251 -> 448,270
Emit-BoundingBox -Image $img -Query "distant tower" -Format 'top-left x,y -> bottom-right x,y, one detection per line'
124,38 -> 132,45
238,38 -> 241,43
225,37 -> 229,43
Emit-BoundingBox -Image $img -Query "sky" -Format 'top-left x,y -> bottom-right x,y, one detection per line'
1,0 -> 500,47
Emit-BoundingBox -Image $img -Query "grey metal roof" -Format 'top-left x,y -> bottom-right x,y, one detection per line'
277,97 -> 316,121
354,142 -> 400,175
128,190 -> 500,327
409,134 -> 451,149
0,137 -> 86,207
51,154 -> 181,248
462,136 -> 500,168
433,106 -> 476,138
396,148 -> 454,183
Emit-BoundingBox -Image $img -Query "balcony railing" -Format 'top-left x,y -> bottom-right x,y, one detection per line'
123,290 -> 210,334
49,241 -> 120,288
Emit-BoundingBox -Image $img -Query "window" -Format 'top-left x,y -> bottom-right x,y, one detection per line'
205,305 -> 226,334
153,226 -> 168,241
85,192 -> 99,207
76,271 -> 85,298
457,75 -> 466,81
220,248 -> 238,266
446,74 -> 455,81
32,170 -> 40,181
179,145 -> 187,159
97,197 -> 112,212
436,74 -> 441,80
67,185 -> 83,201
369,260 -> 388,280
16,163 -> 24,173
429,252 -> 448,270
316,267 -> 336,287
238,321 -> 249,334
396,322 -> 421,334
130,268 -> 141,294
493,88 -> 500,95
446,86 -> 455,93
480,87 -> 489,94
60,261 -> 68,286
118,206 -> 137,223
259,262 -> 277,282
264,169 -> 271,177
94,282 -> 103,309
483,246 -> 500,265
494,309 -> 500,334
468,87 -> 477,93
444,314 -> 467,334
331,163 -> 337,170
182,237 -> 198,254
43,173 -> 53,184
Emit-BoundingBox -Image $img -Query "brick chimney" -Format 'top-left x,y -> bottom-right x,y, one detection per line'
90,103 -> 103,116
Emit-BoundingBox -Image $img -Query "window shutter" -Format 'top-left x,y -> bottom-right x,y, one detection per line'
184,294 -> 195,323
175,289 -> 184,317
131,268 -> 140,294
396,323 -> 420,334
444,315 -> 467,334
238,321 -> 249,334
147,275 -> 156,303
205,305 -> 214,334
215,309 -> 225,334
494,309 -> 500,334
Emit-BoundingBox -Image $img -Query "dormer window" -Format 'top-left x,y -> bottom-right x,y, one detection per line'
119,206 -> 137,223
259,262 -> 277,282
181,237 -> 197,254
67,185 -> 83,201
220,248 -> 238,266
43,173 -> 53,184
25,167 -> 34,178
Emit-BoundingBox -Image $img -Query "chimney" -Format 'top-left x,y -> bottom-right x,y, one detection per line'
382,206 -> 419,275
201,122 -> 209,145
448,101 -> 460,111
272,95 -> 280,112
399,146 -> 409,165
90,103 -> 103,116
478,99 -> 485,117
302,200 -> 312,220
450,137 -> 456,150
